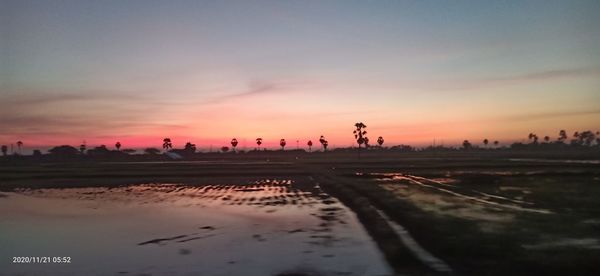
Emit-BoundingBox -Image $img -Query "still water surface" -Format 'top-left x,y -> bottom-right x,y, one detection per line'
0,179 -> 391,275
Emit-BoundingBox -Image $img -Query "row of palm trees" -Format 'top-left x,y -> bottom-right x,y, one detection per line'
462,129 -> 599,149
1,141 -> 23,156
526,130 -> 599,146
157,122 -> 387,153
158,136 -> 338,153
11,124 -> 595,156
1,122 -> 388,156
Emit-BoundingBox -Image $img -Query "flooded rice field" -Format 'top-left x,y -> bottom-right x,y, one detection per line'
354,171 -> 600,251
363,172 -> 551,215
0,179 -> 392,276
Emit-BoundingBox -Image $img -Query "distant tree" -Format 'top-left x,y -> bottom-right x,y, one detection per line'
353,122 -> 368,149
115,142 -> 121,151
79,143 -> 86,154
144,148 -> 161,155
307,140 -> 313,152
184,142 -> 197,153
462,140 -> 472,150
231,138 -> 239,152
377,136 -> 384,147
16,141 -> 23,155
48,145 -> 79,156
390,144 -> 414,152
256,138 -> 263,150
221,146 -> 229,153
493,140 -> 499,147
319,135 -> 328,151
364,137 -> 370,148
1,145 -> 7,156
280,139 -> 286,150
483,139 -> 489,147
558,130 -> 568,142
163,138 -> 172,151
88,145 -> 110,156
122,149 -> 136,154
543,136 -> 550,143
33,150 -> 42,157
576,131 -> 596,146
528,133 -> 539,144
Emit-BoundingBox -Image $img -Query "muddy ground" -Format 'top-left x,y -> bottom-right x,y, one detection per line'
1,154 -> 600,275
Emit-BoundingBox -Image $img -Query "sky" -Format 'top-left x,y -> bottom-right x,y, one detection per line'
1,0 -> 600,151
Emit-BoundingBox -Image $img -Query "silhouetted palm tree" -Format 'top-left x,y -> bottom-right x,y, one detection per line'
575,130 -> 596,146
462,140 -> 472,149
115,142 -> 121,151
558,130 -> 567,142
280,139 -> 286,150
528,133 -> 538,144
231,138 -> 238,152
221,146 -> 229,153
256,138 -> 263,150
307,140 -> 313,152
354,122 -> 368,158
184,142 -> 196,153
493,140 -> 499,147
163,138 -> 172,151
1,145 -> 7,156
483,139 -> 489,148
353,122 -> 367,149
543,136 -> 550,143
377,136 -> 384,147
16,141 -> 23,154
319,135 -> 328,151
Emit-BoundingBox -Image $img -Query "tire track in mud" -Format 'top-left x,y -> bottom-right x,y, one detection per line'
310,174 -> 449,275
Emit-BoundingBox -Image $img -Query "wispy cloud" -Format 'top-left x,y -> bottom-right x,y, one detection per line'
499,109 -> 600,122
196,78 -> 325,105
484,67 -> 600,85
426,66 -> 600,91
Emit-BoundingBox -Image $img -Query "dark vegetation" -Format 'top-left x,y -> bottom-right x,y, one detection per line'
1,128 -> 598,163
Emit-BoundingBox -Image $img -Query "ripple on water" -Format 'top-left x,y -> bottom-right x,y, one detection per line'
0,180 -> 392,275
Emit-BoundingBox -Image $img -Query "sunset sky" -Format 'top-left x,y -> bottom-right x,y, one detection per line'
2,0 -> 600,151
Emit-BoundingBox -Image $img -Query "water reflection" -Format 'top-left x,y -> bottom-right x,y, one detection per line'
0,179 -> 391,275
358,172 -> 550,214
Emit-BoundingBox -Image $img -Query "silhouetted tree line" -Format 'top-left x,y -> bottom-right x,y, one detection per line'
2,128 -> 599,161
